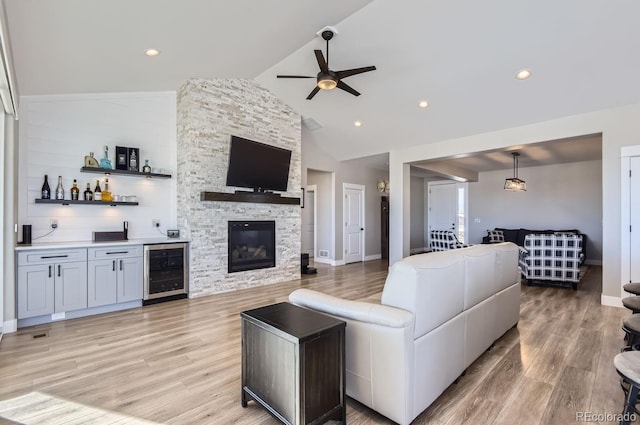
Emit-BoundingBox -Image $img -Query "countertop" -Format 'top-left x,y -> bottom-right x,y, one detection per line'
15,237 -> 190,251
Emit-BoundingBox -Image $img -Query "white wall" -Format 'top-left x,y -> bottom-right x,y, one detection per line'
18,93 -> 177,242
410,176 -> 425,251
0,110 -> 4,337
468,160 -> 602,263
389,102 -> 640,301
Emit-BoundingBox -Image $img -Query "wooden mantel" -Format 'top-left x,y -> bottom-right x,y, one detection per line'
200,191 -> 301,205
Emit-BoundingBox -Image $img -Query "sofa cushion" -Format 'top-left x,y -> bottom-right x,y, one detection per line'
381,250 -> 465,339
486,229 -> 505,243
495,228 -> 519,244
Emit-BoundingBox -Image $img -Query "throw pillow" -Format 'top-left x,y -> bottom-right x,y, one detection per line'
487,229 -> 505,243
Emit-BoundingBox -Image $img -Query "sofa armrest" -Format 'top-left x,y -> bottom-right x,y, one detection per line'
289,288 -> 414,328
289,288 -> 415,425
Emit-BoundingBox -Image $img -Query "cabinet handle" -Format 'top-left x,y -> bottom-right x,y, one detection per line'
113,260 -> 116,271
57,265 -> 61,277
106,251 -> 128,255
48,265 -> 52,278
119,260 -> 123,271
41,255 -> 68,259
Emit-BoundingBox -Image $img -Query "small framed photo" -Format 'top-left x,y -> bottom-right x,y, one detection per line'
115,146 -> 128,171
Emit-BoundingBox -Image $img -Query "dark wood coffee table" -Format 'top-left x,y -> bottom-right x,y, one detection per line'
241,302 -> 346,425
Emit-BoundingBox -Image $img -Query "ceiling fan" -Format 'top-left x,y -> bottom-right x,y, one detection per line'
277,29 -> 376,100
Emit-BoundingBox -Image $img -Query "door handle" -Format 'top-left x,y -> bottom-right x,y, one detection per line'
113,260 -> 116,271
48,265 -> 52,278
120,260 -> 123,271
57,265 -> 61,277
360,228 -> 364,231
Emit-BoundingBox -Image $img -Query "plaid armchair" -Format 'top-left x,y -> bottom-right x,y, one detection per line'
518,233 -> 584,289
429,230 -> 469,252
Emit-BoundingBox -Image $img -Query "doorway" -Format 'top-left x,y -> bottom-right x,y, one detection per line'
301,185 -> 317,258
343,183 -> 365,264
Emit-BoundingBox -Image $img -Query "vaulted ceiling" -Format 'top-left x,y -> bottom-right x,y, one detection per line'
4,0 -> 638,164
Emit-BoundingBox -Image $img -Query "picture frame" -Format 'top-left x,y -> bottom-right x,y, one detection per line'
115,146 -> 128,170
301,188 -> 305,208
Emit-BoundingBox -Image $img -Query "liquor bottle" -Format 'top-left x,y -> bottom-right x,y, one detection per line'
83,183 -> 93,201
70,179 -> 80,200
55,176 -> 65,200
101,178 -> 113,202
94,180 -> 102,201
129,149 -> 138,171
84,152 -> 99,168
142,159 -> 151,173
41,175 -> 51,199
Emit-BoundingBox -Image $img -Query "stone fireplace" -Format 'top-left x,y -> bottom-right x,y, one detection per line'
176,78 -> 301,297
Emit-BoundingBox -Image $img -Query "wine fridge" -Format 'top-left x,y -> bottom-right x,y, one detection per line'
143,242 -> 189,304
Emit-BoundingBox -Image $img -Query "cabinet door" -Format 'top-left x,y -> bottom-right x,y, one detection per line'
87,259 -> 117,308
17,264 -> 54,319
117,256 -> 143,303
54,261 -> 88,313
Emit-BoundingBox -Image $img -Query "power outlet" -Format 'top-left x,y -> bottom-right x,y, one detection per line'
152,219 -> 160,228
50,219 -> 58,229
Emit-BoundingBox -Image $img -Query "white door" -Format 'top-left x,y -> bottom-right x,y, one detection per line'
631,157 -> 640,282
428,182 -> 468,245
344,184 -> 365,264
301,186 -> 315,257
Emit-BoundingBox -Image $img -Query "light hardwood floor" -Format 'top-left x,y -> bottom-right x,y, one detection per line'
0,261 -> 630,424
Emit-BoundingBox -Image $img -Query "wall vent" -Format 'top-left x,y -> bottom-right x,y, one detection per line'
318,250 -> 329,258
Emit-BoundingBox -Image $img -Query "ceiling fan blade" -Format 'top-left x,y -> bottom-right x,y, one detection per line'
277,75 -> 314,78
314,50 -> 329,73
337,80 -> 361,97
306,86 -> 321,100
335,66 -> 376,80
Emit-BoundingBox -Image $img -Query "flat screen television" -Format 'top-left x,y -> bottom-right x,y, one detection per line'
225,135 -> 292,193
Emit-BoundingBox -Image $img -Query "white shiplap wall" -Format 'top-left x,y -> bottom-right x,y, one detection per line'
18,92 -> 177,242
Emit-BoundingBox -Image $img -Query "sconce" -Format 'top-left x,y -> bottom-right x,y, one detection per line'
377,180 -> 390,193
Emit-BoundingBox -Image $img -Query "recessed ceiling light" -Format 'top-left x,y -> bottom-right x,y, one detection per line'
144,49 -> 161,57
419,100 -> 429,108
516,69 -> 531,80
354,121 -> 362,127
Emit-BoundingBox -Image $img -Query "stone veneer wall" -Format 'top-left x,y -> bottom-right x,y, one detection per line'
176,79 -> 301,297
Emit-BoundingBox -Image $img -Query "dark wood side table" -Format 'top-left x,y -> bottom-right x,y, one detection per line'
241,302 -> 346,425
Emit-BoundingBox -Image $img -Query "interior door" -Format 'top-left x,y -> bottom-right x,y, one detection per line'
631,157 -> 640,282
429,182 -> 458,234
344,185 -> 364,264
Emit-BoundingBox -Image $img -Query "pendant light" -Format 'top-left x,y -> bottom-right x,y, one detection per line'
504,152 -> 526,191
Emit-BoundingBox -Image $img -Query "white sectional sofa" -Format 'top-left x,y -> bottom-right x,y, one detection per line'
289,242 -> 520,425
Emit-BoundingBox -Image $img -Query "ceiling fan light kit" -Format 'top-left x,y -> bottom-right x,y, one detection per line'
277,27 -> 376,99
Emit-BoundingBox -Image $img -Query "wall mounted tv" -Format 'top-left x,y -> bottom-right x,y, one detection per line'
225,135 -> 292,193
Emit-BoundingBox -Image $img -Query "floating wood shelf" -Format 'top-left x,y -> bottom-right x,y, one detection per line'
80,167 -> 171,179
200,191 -> 300,205
35,199 -> 139,206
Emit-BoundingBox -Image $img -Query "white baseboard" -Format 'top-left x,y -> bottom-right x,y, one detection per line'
314,257 -> 333,265
410,247 -> 429,255
601,295 -> 623,308
3,319 -> 17,334
315,255 -> 380,266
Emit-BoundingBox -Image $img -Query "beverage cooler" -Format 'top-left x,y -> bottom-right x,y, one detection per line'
143,242 -> 189,304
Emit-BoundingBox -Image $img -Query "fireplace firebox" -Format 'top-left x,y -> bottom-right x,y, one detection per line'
228,221 -> 276,273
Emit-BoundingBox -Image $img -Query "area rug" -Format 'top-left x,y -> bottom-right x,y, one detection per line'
0,392 -> 158,425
